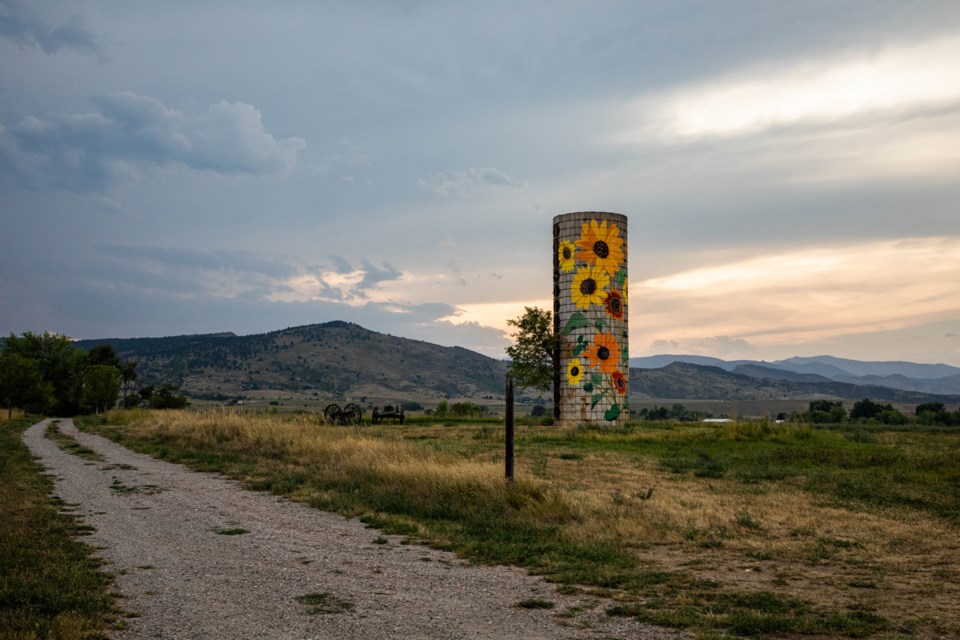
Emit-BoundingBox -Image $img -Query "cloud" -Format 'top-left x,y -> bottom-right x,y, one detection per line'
18,269 -> 513,354
307,258 -> 404,301
329,255 -> 354,275
75,246 -> 303,301
418,167 -> 526,198
0,0 -> 106,59
0,92 -> 305,191
645,336 -> 758,359
447,261 -> 466,287
613,35 -> 960,144
25,244 -> 515,353
99,246 -> 296,280
39,245 -> 407,312
355,259 -> 403,291
635,236 -> 960,348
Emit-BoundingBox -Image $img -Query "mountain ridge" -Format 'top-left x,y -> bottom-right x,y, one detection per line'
75,323 -> 960,405
76,321 -> 509,403
630,354 -> 960,395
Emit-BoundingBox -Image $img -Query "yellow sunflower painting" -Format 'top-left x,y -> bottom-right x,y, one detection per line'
566,358 -> 584,385
558,240 -> 576,272
575,219 -> 624,276
583,332 -> 620,375
571,265 -> 609,310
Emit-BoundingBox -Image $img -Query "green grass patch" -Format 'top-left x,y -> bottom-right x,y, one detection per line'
514,598 -> 555,609
295,592 -> 354,614
99,463 -> 137,471
608,590 -> 887,637
109,477 -> 163,496
1,418 -> 120,637
214,527 -> 249,536
45,421 -> 106,462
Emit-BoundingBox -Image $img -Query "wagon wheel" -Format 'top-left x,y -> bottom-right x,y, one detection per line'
323,403 -> 341,425
343,403 -> 362,425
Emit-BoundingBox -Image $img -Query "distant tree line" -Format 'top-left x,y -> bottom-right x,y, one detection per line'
0,332 -> 187,417
635,403 -> 713,422
796,399 -> 960,426
629,399 -> 959,426
430,400 -> 489,418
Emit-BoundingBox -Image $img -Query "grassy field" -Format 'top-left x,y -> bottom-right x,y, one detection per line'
0,417 -> 120,639
81,409 -> 960,639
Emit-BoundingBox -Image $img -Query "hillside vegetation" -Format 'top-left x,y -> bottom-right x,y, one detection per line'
78,322 -> 508,404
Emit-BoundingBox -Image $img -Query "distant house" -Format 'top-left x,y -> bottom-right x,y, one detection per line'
702,418 -> 734,423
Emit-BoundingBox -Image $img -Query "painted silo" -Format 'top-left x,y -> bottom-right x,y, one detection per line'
553,212 -> 628,426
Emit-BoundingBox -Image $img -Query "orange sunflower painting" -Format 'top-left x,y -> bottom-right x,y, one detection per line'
575,219 -> 624,276
582,332 -> 620,375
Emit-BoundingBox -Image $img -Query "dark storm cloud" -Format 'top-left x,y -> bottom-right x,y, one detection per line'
355,259 -> 403,291
329,255 -> 354,275
0,0 -> 105,59
0,92 -> 305,191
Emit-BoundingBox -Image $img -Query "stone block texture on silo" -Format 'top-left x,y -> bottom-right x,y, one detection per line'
553,212 -> 628,426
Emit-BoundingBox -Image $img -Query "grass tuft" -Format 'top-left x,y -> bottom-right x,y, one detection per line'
214,527 -> 250,536
514,598 -> 555,609
295,592 -> 354,614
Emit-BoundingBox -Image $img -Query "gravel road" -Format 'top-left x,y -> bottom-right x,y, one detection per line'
23,419 -> 680,640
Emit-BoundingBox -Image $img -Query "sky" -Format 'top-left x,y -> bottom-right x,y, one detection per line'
2,1 -> 959,365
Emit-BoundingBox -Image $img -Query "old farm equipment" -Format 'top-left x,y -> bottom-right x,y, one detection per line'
323,402 -> 362,426
372,404 -> 405,425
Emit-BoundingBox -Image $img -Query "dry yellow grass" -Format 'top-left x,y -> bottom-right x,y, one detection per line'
0,407 -> 26,423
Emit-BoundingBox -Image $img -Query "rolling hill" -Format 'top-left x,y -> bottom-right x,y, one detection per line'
629,362 -> 960,403
76,323 -> 960,407
77,321 -> 509,404
631,354 -> 960,395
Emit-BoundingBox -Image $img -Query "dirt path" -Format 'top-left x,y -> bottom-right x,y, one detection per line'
23,419 -> 678,640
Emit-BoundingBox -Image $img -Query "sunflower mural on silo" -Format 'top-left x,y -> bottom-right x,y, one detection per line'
554,215 -> 628,423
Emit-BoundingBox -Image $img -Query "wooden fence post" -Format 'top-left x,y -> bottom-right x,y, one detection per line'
505,376 -> 515,483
